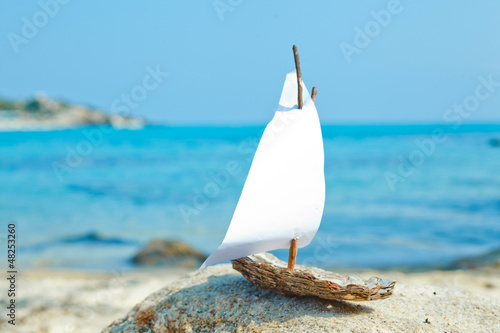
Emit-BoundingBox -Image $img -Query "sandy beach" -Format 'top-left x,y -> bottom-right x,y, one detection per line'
2,264 -> 499,332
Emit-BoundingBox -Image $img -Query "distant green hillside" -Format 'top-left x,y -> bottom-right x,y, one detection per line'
0,98 -> 23,111
0,95 -> 145,130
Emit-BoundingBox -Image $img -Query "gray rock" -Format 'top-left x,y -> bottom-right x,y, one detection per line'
489,138 -> 500,147
446,248 -> 500,270
132,239 -> 206,268
103,264 -> 500,333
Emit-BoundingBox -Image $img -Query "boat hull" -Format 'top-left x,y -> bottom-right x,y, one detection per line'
232,253 -> 396,302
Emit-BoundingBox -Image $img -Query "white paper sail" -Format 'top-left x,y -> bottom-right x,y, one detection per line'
200,71 -> 325,269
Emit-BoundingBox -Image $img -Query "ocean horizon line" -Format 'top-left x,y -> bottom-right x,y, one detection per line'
1,122 -> 499,133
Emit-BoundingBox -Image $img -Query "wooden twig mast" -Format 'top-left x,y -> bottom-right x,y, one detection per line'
292,45 -> 303,109
287,238 -> 298,271
287,46 -> 318,271
288,45 -> 303,271
311,87 -> 317,102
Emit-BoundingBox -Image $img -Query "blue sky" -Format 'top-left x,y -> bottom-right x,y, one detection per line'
1,1 -> 500,125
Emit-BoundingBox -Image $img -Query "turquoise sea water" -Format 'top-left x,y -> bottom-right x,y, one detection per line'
1,124 -> 499,270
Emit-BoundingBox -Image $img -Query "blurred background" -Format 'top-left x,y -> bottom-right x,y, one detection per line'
1,1 -> 499,271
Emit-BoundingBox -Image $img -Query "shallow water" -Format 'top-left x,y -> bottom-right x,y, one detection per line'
1,124 -> 499,270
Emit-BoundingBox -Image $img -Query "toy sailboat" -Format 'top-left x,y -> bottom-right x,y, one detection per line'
201,46 -> 395,301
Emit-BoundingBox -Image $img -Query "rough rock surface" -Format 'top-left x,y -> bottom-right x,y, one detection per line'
132,239 -> 207,268
103,264 -> 500,333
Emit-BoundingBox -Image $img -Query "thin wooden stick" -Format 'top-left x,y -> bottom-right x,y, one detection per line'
311,87 -> 317,102
287,238 -> 298,271
292,45 -> 303,109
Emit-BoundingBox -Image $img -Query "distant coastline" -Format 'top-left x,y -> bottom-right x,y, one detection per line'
0,94 -> 145,131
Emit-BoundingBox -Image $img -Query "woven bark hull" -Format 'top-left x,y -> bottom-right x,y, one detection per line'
232,253 -> 396,302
